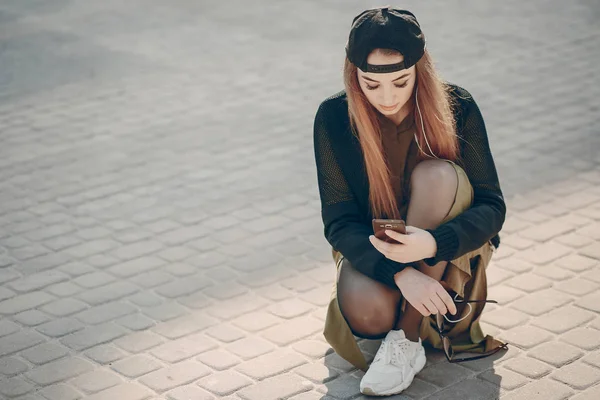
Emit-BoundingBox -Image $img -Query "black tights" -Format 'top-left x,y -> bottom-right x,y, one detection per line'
337,257 -> 404,339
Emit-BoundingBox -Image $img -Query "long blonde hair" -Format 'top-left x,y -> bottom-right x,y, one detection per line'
343,48 -> 459,219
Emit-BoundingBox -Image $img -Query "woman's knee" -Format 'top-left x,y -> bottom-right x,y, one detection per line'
410,160 -> 458,198
337,261 -> 400,338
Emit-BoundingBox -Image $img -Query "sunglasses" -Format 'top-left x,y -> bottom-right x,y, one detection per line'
435,293 -> 508,363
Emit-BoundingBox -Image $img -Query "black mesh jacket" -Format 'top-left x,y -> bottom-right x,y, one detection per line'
313,82 -> 505,288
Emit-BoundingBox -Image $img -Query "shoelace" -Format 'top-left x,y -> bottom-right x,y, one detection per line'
374,338 -> 412,366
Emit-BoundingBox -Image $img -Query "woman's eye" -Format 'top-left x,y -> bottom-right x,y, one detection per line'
365,82 -> 408,90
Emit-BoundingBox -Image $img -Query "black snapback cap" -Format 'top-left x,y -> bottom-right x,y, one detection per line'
345,6 -> 426,73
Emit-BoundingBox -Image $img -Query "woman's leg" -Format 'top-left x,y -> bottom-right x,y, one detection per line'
395,159 -> 459,341
337,256 -> 402,339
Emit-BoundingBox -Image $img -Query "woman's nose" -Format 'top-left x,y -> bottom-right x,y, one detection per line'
381,87 -> 395,106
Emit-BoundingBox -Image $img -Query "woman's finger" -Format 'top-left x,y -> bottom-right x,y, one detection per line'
436,286 -> 457,315
422,298 -> 438,316
431,294 -> 448,316
412,302 -> 431,317
385,230 -> 409,244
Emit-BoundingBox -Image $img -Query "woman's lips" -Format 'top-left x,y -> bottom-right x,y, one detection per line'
380,103 -> 398,111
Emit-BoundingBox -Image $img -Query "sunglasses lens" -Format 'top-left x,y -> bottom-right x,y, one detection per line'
442,336 -> 453,358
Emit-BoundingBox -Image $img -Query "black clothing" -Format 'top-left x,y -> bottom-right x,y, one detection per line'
313,82 -> 505,288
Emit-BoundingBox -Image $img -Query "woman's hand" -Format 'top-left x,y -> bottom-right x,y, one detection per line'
394,267 -> 457,317
368,225 -> 437,264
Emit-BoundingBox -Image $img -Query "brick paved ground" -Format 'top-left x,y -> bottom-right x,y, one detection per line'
0,0 -> 599,399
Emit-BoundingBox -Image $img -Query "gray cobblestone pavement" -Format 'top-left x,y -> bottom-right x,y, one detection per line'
0,0 -> 599,399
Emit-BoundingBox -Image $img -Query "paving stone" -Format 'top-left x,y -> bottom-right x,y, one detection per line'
206,293 -> 269,320
139,360 -> 211,392
204,323 -> 245,343
292,340 -> 331,359
39,383 -> 83,400
114,331 -> 165,353
0,376 -> 34,397
529,341 -> 584,367
63,239 -> 120,259
58,261 -> 95,277
111,354 -> 163,378
76,281 -> 139,306
225,336 -> 276,360
71,369 -> 123,393
556,278 -> 599,296
0,320 -> 20,337
0,291 -> 55,315
551,361 -> 600,390
561,327 -> 600,350
499,325 -> 553,350
83,345 -> 126,365
8,270 -> 69,293
60,322 -> 127,351
154,276 -> 211,298
571,384 -> 600,400
261,315 -> 322,346
13,309 -> 51,326
501,378 -> 573,400
576,291 -> 600,313
554,254 -> 598,272
238,373 -> 312,400
506,273 -> 552,292
196,349 -> 241,371
478,366 -> 529,391
41,298 -> 89,317
267,298 -> 314,319
235,349 -> 307,380
109,240 -> 165,261
176,291 -> 213,310
198,370 -> 253,396
36,317 -> 85,338
0,329 -> 45,357
130,270 -> 173,288
424,377 -> 501,400
417,361 -> 473,388
481,308 -> 529,330
0,356 -> 28,376
582,351 -> 600,369
45,282 -> 83,297
141,302 -> 187,322
294,362 -> 339,383
518,242 -> 572,265
75,301 -> 136,325
25,356 -> 94,386
150,334 -> 218,363
72,272 -> 116,289
85,383 -> 153,400
21,342 -> 69,365
495,258 -> 534,274
531,305 -> 595,334
231,311 -> 281,332
511,288 -> 572,317
152,313 -> 218,339
580,242 -> 600,260
203,282 -> 248,301
520,220 -> 576,242
166,385 -> 215,400
115,313 -> 156,331
487,285 -> 526,305
107,256 -> 165,278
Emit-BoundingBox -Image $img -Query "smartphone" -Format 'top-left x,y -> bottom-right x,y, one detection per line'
372,219 -> 406,244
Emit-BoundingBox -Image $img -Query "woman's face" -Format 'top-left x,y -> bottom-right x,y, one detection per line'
356,51 -> 416,117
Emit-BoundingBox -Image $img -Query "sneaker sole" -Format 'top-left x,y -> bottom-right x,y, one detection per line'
360,350 -> 427,397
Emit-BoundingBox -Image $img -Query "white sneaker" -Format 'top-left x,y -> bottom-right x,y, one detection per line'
360,329 -> 426,396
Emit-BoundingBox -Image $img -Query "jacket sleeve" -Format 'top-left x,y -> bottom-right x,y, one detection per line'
423,91 -> 506,265
313,101 -> 412,288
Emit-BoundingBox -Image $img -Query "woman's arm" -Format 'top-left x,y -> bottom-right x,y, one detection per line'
422,91 -> 506,265
313,100 -> 412,287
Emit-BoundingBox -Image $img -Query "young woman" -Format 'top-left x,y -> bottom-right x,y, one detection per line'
314,7 -> 508,397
